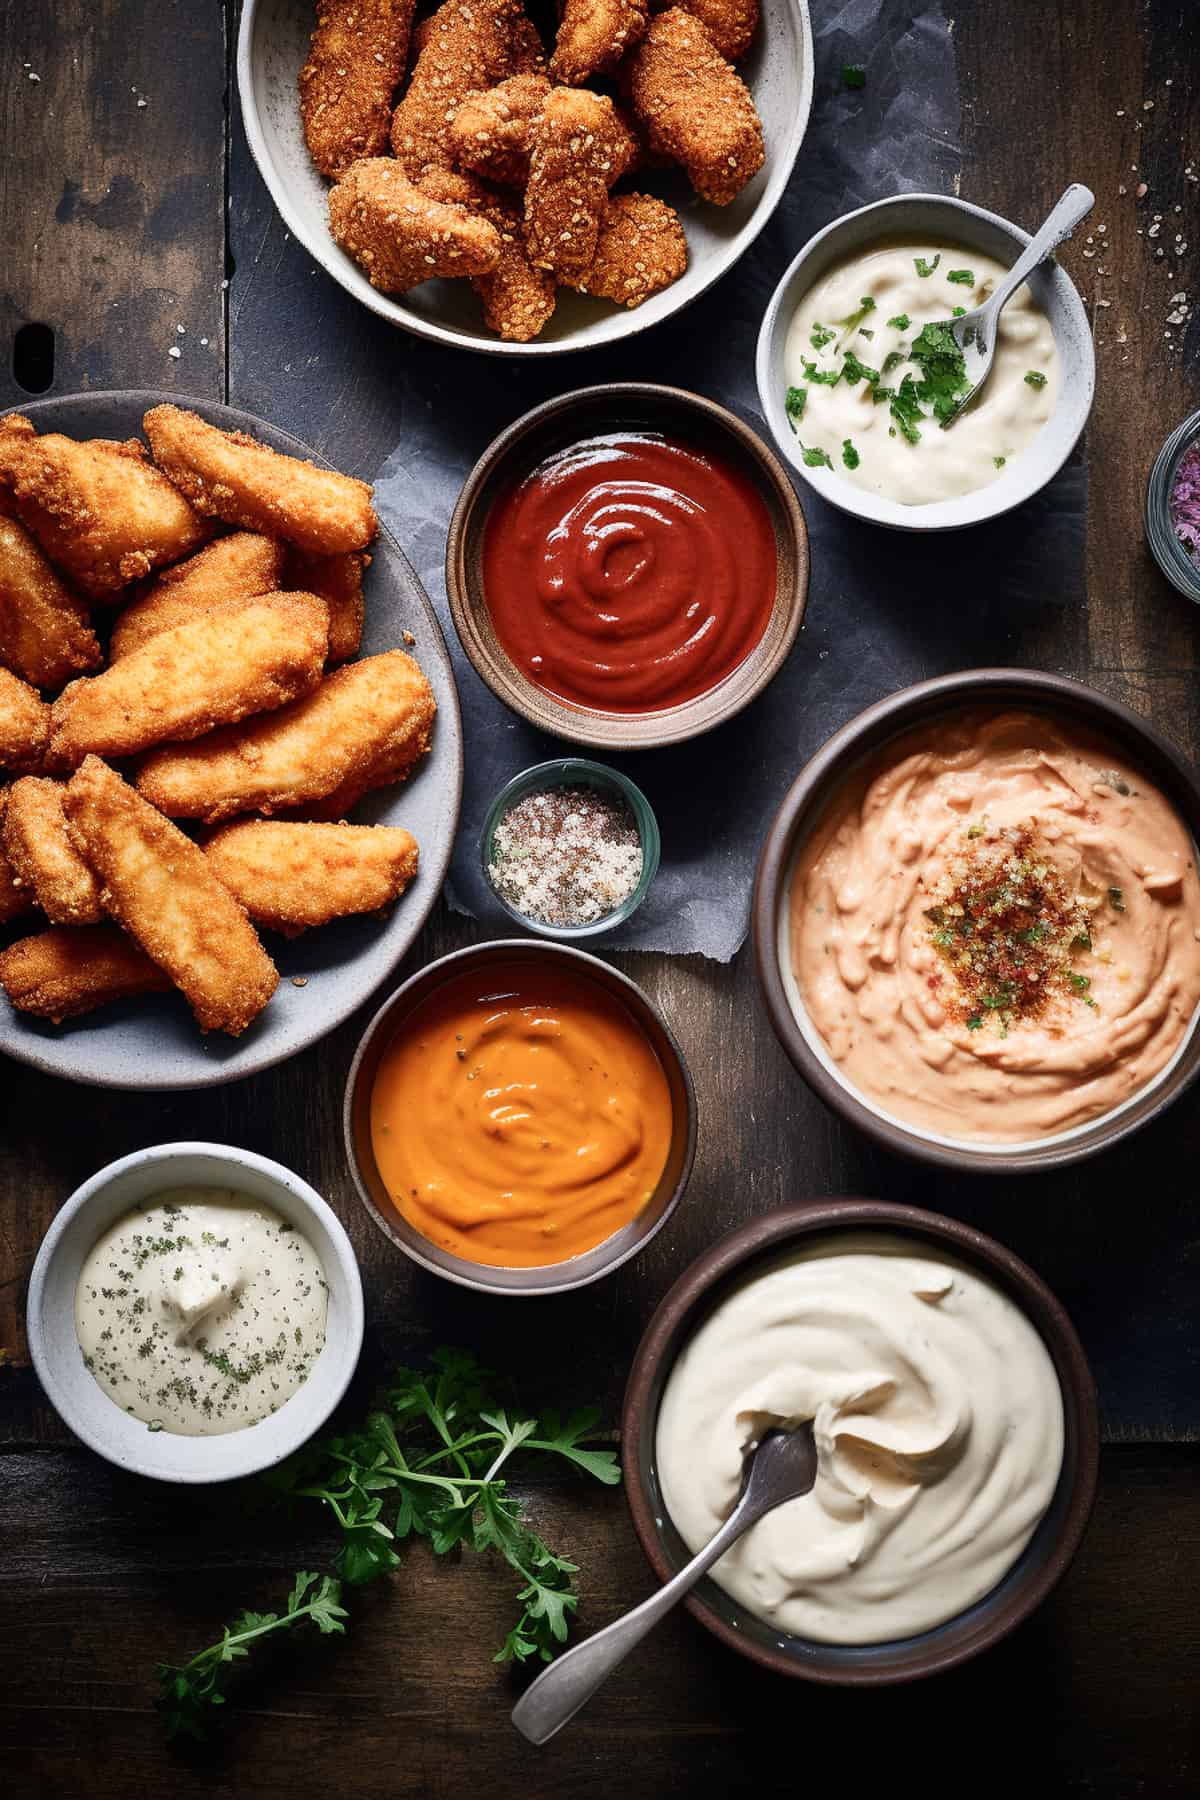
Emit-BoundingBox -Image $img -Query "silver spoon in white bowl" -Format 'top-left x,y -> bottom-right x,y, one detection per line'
510,1423 -> 818,1746
939,182 -> 1095,429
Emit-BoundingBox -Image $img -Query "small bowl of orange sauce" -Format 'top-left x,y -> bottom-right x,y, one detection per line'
446,384 -> 809,752
343,941 -> 697,1294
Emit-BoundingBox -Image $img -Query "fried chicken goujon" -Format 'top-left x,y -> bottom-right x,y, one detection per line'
389,0 -> 544,177
448,74 -> 551,186
142,405 -> 377,556
299,0 -> 417,177
2,777 -> 104,926
63,757 -> 278,1036
137,650 -> 436,823
110,532 -> 286,661
204,820 -> 419,936
525,88 -> 637,282
0,415 -> 209,599
420,171 -> 556,343
664,0 -> 758,62
570,192 -> 688,307
0,512 -> 101,688
0,924 -> 171,1024
49,593 -> 330,767
329,158 -> 501,293
0,667 -> 50,772
626,8 -> 764,205
550,0 -> 648,85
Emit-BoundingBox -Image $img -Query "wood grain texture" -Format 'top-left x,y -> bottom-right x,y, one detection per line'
2,1444 -> 1199,1795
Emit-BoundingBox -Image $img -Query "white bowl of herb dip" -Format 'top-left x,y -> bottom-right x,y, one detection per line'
27,1141 -> 363,1483
756,193 -> 1094,532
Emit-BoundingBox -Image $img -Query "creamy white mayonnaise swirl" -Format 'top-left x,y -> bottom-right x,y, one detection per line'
655,1233 -> 1065,1644
783,242 -> 1057,504
76,1188 -> 328,1436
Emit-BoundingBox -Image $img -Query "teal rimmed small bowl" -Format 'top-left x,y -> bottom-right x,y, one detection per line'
480,758 -> 660,940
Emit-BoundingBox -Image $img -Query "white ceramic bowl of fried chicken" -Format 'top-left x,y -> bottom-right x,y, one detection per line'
238,0 -> 813,354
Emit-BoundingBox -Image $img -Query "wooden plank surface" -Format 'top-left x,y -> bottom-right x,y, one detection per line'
2,0 -> 1200,1792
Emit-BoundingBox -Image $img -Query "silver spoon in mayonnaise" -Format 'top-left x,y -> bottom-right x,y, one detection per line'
511,1424 -> 818,1746
939,182 -> 1095,429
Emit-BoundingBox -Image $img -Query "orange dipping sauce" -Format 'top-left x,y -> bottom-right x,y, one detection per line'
369,962 -> 674,1268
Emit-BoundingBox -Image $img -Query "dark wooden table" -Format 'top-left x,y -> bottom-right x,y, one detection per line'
3,1 -> 1199,1793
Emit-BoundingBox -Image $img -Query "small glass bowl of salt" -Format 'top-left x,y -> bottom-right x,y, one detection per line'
481,759 -> 661,939
1146,406 -> 1200,606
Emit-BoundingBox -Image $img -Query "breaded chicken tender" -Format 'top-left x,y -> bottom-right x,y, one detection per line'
64,757 -> 278,1035
137,650 -> 436,823
448,74 -> 550,185
570,192 -> 687,306
0,667 -> 50,772
0,513 -> 101,688
0,792 -> 36,927
205,819 -> 419,936
110,532 -> 286,662
626,8 -> 764,205
49,593 -> 330,767
661,0 -> 757,61
525,88 -> 636,280
329,158 -> 501,294
300,0 -> 417,177
421,171 -> 556,342
143,405 -> 377,556
0,415 -> 209,600
550,0 -> 648,84
389,0 -> 544,177
0,923 -> 172,1023
2,777 -> 104,925
283,546 -> 366,664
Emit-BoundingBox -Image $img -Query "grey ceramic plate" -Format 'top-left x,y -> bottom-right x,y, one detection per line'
0,390 -> 463,1090
238,0 -> 814,357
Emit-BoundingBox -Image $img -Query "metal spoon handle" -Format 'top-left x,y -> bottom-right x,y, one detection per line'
982,183 -> 1095,317
510,1496 -> 755,1747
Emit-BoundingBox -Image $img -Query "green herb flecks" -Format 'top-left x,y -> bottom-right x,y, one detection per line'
908,320 -> 971,423
994,456 -> 1007,469
841,64 -> 866,88
841,348 -> 880,386
800,444 -> 834,469
1025,370 -> 1047,388
810,323 -> 836,350
842,439 -> 860,469
785,385 -> 806,430
802,359 -> 842,387
886,313 -> 911,330
836,295 -> 877,337
915,254 -> 941,277
947,268 -> 975,286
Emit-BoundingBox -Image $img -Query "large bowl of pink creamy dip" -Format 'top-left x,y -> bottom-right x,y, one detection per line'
753,671 -> 1200,1172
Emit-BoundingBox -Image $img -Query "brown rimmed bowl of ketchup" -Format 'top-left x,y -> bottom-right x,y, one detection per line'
343,940 -> 697,1295
446,384 -> 809,751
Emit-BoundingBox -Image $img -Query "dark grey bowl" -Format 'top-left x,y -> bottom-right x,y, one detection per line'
343,939 -> 696,1294
753,669 -> 1200,1173
623,1198 -> 1099,1685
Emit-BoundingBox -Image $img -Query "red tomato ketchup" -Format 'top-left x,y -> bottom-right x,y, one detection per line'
481,433 -> 777,712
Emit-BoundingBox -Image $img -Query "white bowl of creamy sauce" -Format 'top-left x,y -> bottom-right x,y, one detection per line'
756,193 -> 1095,532
782,243 -> 1056,505
28,1143 -> 363,1482
655,1230 -> 1065,1646
785,706 -> 1200,1149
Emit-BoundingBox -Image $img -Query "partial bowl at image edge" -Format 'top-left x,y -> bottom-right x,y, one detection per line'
752,667 -> 1200,1173
343,938 -> 697,1294
622,1197 -> 1100,1685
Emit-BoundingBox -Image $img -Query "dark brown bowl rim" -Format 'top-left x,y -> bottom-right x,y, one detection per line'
445,382 -> 809,750
342,938 -> 698,1295
622,1197 -> 1100,1686
752,668 -> 1200,1174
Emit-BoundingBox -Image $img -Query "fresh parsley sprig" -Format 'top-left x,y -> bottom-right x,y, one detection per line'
157,1571 -> 347,1742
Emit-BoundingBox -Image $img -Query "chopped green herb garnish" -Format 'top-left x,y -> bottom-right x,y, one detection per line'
947,268 -> 974,286
889,378 -> 924,444
802,359 -> 842,387
966,1016 -> 983,1031
800,444 -> 834,469
1069,972 -> 1091,995
785,385 -> 806,429
810,324 -> 836,350
915,254 -> 941,277
836,296 -> 877,336
841,64 -> 866,88
882,349 -> 905,375
841,348 -> 880,386
1024,370 -> 1047,388
908,319 -> 971,423
886,313 -> 911,330
1109,886 -> 1125,911
952,305 -> 967,317
842,439 -> 860,469
993,455 -> 1007,468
